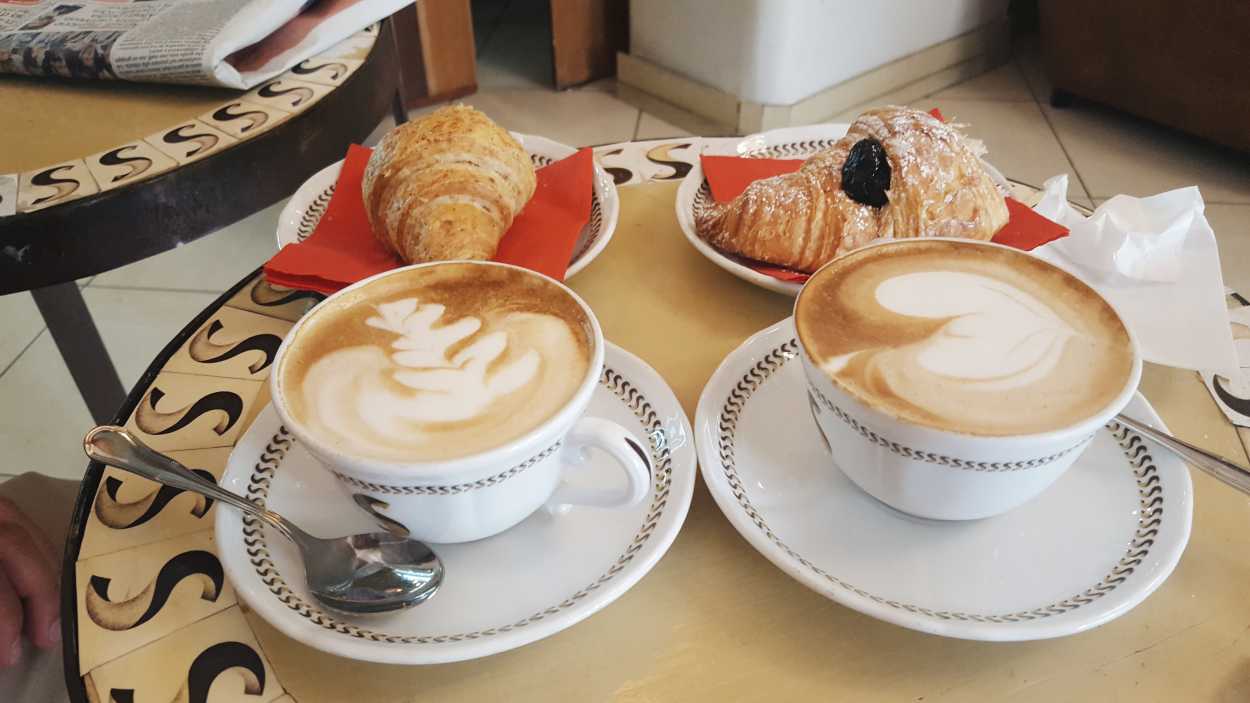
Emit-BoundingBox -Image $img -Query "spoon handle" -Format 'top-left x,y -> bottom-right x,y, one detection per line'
84,426 -> 300,541
1115,414 -> 1250,495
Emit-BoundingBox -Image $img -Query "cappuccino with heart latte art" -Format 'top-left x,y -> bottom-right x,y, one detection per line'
795,239 -> 1134,436
278,263 -> 592,462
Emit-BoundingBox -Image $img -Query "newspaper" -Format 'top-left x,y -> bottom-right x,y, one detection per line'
0,0 -> 411,89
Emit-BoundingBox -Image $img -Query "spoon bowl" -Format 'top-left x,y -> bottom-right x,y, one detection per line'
84,426 -> 443,614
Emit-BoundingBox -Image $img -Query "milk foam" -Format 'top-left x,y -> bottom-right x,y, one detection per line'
797,240 -> 1134,436
826,271 -> 1078,390
292,297 -> 586,461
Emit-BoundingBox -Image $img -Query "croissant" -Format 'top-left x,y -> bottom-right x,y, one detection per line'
696,106 -> 1009,273
362,105 -> 536,263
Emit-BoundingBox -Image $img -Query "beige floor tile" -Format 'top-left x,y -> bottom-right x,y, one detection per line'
930,61 -> 1034,101
0,286 -> 216,481
90,200 -> 285,292
1204,203 -> 1250,295
462,89 -> 639,147
0,332 -> 93,480
1044,103 -> 1250,203
636,112 -> 692,140
828,85 -> 936,124
915,97 -> 1092,201
615,83 -> 738,138
82,287 -> 218,390
829,83 -> 942,124
0,291 -> 43,373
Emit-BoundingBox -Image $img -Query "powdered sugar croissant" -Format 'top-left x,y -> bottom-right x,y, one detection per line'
696,106 -> 1009,273
362,105 -> 536,263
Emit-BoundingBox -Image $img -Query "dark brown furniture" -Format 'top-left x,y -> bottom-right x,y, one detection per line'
1040,0 -> 1250,152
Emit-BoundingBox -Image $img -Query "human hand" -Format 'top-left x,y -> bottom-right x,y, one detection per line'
0,496 -> 60,668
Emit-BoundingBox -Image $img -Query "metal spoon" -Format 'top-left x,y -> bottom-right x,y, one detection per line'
84,426 -> 443,614
1115,414 -> 1250,495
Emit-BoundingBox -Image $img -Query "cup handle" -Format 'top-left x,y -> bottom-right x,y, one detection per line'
545,417 -> 651,513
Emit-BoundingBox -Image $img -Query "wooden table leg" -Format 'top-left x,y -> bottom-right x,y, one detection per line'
30,282 -> 126,424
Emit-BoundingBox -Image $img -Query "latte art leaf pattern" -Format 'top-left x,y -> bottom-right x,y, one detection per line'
287,273 -> 590,463
363,299 -> 542,422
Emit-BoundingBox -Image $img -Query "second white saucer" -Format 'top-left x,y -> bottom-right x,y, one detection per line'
695,318 -> 1193,641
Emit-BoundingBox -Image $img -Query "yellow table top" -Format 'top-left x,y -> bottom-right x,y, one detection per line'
0,26 -> 378,215
0,74 -> 238,174
234,181 -> 1250,702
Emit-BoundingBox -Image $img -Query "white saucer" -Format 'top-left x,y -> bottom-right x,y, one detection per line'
675,123 -> 1015,297
216,343 -> 694,664
275,132 -> 620,279
695,319 -> 1193,641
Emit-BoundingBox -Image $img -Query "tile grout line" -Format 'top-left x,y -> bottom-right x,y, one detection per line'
1034,98 -> 1096,204
0,327 -> 46,379
1013,46 -> 1046,104
1011,47 -> 1098,203
631,109 -> 643,141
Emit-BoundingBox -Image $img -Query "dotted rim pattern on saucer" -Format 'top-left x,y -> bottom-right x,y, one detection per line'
716,339 -> 1164,624
238,367 -> 674,645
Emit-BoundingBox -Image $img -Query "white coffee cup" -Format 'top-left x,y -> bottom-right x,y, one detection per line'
795,239 -> 1143,520
269,262 -> 651,543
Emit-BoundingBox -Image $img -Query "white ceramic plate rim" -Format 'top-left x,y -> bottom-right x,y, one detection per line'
274,132 -> 620,279
675,122 -> 1016,298
694,318 -> 1194,641
215,342 -> 694,664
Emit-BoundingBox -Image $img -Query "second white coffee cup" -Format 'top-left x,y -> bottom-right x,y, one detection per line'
269,261 -> 651,543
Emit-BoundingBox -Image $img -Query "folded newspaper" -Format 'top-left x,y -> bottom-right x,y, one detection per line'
0,0 -> 411,89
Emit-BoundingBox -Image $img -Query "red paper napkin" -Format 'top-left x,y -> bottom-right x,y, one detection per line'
703,155 -> 802,202
699,155 -> 1068,283
264,145 -> 595,293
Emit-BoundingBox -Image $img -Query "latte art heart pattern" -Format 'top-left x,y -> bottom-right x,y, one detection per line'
824,272 -> 1079,390
798,241 -> 1135,436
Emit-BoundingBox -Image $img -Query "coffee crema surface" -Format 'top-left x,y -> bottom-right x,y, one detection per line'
280,264 -> 593,461
796,240 -> 1134,436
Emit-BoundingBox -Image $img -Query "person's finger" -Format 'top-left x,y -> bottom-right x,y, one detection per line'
0,520 -> 59,650
0,573 -> 23,668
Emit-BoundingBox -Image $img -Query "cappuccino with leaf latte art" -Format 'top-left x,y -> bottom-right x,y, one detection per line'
278,264 -> 592,462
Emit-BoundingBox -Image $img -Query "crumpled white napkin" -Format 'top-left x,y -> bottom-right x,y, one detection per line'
1030,175 -> 1239,380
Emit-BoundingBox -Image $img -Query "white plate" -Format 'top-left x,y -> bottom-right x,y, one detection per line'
695,318 -> 1193,641
275,133 -> 620,279
676,123 -> 1016,297
216,343 -> 694,664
